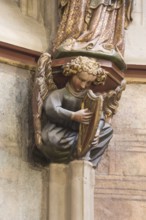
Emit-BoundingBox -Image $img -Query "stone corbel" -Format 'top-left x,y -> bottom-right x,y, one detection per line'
33,54 -> 124,163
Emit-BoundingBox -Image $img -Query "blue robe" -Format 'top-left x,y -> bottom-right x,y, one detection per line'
41,86 -> 113,167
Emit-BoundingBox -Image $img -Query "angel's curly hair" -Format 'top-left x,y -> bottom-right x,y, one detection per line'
63,56 -> 100,76
63,56 -> 107,85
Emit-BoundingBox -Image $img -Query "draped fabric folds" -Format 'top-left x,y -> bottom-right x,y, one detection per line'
53,0 -> 133,69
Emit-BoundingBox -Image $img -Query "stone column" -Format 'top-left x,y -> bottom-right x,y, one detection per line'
47,160 -> 95,220
47,163 -> 68,220
69,161 -> 95,220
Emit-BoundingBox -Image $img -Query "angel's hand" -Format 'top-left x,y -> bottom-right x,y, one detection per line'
91,129 -> 100,146
71,108 -> 93,124
35,133 -> 43,148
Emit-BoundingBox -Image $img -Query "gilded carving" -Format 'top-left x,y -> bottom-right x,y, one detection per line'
53,0 -> 133,70
103,79 -> 126,121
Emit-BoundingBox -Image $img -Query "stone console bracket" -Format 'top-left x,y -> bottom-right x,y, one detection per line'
0,41 -> 146,82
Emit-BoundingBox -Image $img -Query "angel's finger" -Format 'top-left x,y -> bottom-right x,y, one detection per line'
84,108 -> 93,114
81,121 -> 90,125
83,114 -> 93,119
82,118 -> 92,123
84,111 -> 93,115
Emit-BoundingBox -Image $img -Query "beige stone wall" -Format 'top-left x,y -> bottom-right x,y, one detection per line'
94,83 -> 146,220
0,0 -> 59,52
125,0 -> 146,64
0,0 -> 48,51
0,62 -> 48,220
19,0 -> 44,22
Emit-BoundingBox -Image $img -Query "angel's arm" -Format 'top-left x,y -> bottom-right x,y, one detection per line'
44,89 -> 93,124
44,89 -> 73,123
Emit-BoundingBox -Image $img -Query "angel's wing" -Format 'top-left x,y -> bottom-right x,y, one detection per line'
32,53 -> 57,148
103,79 -> 126,121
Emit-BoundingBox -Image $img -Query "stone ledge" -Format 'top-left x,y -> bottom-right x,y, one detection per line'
0,41 -> 41,69
125,64 -> 146,83
0,42 -> 146,84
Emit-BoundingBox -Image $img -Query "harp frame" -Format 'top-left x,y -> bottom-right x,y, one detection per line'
77,89 -> 103,158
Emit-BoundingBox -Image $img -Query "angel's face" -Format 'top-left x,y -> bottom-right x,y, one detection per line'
70,71 -> 96,92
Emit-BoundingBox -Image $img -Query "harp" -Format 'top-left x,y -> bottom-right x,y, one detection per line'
77,90 -> 103,158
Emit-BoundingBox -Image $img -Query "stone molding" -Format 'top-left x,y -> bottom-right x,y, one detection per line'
0,41 -> 41,69
125,64 -> 146,83
0,41 -> 146,82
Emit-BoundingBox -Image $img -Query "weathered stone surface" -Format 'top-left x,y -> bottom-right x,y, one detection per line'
0,63 -> 31,158
0,62 -> 47,220
95,197 -> 146,220
0,154 -> 44,220
125,0 -> 146,64
95,84 -> 146,220
0,0 -> 48,51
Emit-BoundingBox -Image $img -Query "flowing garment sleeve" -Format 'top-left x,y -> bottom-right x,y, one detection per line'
44,89 -> 73,123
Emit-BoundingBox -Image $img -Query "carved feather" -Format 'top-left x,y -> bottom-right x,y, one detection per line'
32,53 -> 57,148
